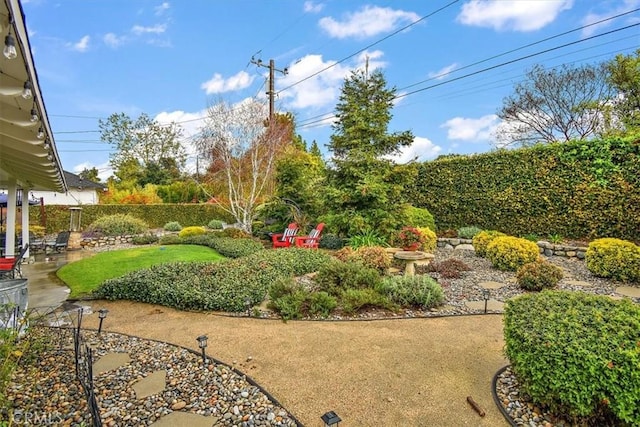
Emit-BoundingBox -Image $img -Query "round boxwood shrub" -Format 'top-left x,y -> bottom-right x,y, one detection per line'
178,226 -> 206,238
472,230 -> 506,257
486,236 -> 540,271
585,238 -> 640,283
86,213 -> 148,236
404,205 -> 436,231
516,258 -> 563,291
319,233 -> 345,250
504,291 -> 640,426
207,219 -> 224,230
416,227 -> 437,253
163,221 -> 182,232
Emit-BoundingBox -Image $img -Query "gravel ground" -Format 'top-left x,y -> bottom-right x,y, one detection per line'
4,246 -> 637,426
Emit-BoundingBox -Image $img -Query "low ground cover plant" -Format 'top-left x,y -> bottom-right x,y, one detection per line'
486,236 -> 539,271
516,258 -> 563,291
376,275 -> 444,308
96,248 -> 330,312
504,291 -> 640,426
586,238 -> 640,283
427,258 -> 471,279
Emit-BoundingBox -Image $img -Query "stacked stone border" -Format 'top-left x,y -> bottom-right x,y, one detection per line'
437,238 -> 587,260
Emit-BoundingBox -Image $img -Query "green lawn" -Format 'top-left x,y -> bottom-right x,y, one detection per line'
57,245 -> 224,298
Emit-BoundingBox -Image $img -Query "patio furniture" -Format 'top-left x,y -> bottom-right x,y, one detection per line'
271,223 -> 299,248
45,231 -> 70,253
0,244 -> 29,279
29,231 -> 45,253
294,223 -> 324,249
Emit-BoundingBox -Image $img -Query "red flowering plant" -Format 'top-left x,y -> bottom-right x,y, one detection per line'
394,226 -> 426,251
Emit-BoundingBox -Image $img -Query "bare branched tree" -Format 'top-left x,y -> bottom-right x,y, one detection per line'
495,63 -> 615,146
195,99 -> 291,233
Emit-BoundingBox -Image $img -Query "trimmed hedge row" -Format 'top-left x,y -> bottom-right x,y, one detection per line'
30,204 -> 234,234
408,136 -> 640,240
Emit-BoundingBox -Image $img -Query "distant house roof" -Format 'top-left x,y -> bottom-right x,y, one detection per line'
63,171 -> 106,190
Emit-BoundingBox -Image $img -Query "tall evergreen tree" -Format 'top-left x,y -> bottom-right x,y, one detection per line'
325,68 -> 415,237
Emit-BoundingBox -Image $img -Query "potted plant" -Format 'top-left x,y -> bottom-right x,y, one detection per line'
395,226 -> 426,251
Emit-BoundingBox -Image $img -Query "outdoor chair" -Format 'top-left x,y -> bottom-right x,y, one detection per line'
29,231 -> 45,253
45,230 -> 70,253
294,223 -> 324,249
0,244 -> 29,279
271,223 -> 299,248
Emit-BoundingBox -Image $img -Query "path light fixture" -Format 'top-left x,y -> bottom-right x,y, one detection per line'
245,297 -> 251,317
482,289 -> 490,314
196,335 -> 208,366
97,309 -> 108,334
321,411 -> 341,426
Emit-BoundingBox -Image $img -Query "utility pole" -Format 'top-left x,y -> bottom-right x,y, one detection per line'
250,57 -> 288,124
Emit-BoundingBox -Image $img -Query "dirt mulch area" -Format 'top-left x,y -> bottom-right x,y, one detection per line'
81,301 -> 508,426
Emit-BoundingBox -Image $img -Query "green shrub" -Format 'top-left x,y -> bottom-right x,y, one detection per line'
486,236 -> 539,271
522,233 -> 540,242
197,237 -> 263,258
268,279 -> 310,321
333,247 -> 355,262
457,226 -> 482,239
158,234 -> 182,245
85,213 -> 148,236
319,233 -> 346,250
404,205 -> 436,231
218,227 -> 251,239
472,230 -> 507,257
427,258 -> 471,279
315,259 -> 381,296
249,248 -> 331,276
347,231 -> 388,249
340,288 -> 395,314
308,291 -> 338,317
586,238 -> 640,283
416,227 -> 437,253
350,246 -> 391,273
163,221 -> 182,232
504,291 -> 640,426
376,275 -> 444,308
208,219 -> 224,230
178,226 -> 206,238
131,233 -> 160,245
516,259 -> 563,291
268,277 -> 299,301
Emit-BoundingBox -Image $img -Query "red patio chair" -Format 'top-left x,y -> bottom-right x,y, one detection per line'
294,223 -> 324,249
0,244 -> 29,279
271,223 -> 299,248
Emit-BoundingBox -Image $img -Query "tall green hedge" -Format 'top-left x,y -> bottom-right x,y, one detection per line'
408,136 -> 640,240
30,204 -> 234,233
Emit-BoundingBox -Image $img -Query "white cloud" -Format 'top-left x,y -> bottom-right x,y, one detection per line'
304,1 -> 324,13
388,136 -> 442,164
155,1 -> 170,16
103,33 -> 125,48
201,70 -> 255,94
581,0 -> 640,37
132,24 -> 167,35
428,63 -> 458,80
319,5 -> 420,39
457,0 -> 573,32
441,114 -> 499,141
70,35 -> 90,52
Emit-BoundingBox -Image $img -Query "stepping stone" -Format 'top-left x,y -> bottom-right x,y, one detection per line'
564,280 -> 593,287
454,244 -> 475,251
150,412 -> 219,427
616,286 -> 640,298
93,352 -> 131,375
465,299 -> 504,313
133,370 -> 166,399
479,281 -> 506,289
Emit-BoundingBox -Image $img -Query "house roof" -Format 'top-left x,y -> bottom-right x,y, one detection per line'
63,171 -> 106,190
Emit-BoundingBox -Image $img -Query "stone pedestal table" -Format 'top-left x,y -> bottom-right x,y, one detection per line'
393,251 -> 434,276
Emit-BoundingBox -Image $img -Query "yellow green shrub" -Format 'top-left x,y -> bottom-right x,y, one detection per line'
486,236 -> 540,271
178,226 -> 206,238
472,230 -> 506,257
417,227 -> 437,253
585,238 -> 640,283
516,259 -> 563,291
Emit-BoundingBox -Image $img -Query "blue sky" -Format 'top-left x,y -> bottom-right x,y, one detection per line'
22,0 -> 640,180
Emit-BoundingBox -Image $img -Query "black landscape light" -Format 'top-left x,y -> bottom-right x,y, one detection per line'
196,335 -> 208,366
482,289 -> 490,314
321,411 -> 341,426
245,297 -> 252,317
98,309 -> 108,334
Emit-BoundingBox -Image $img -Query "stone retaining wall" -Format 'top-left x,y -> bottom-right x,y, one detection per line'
79,235 -> 136,248
437,238 -> 587,260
